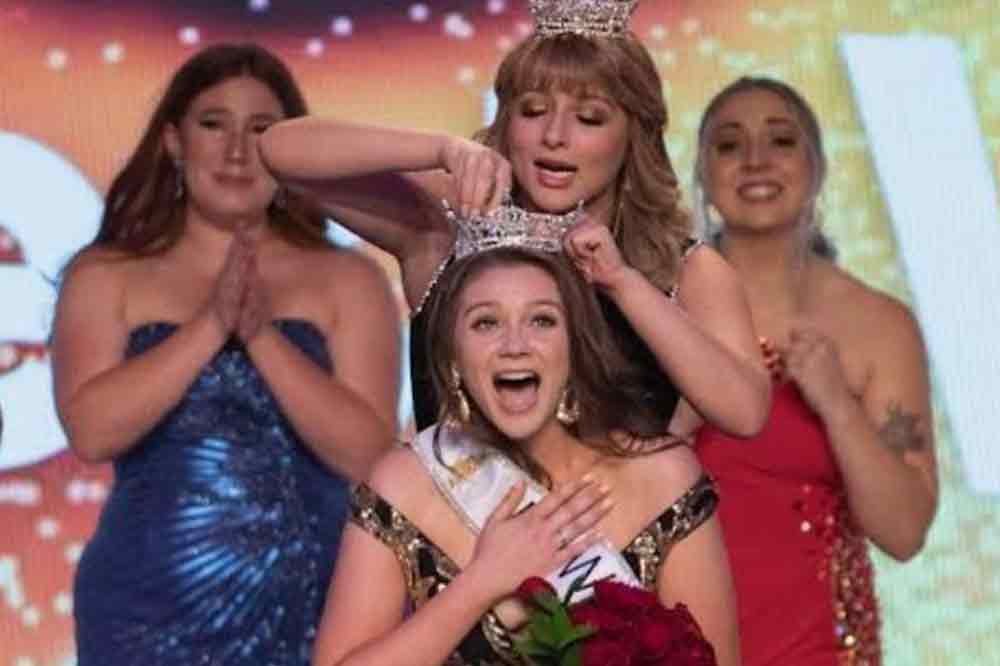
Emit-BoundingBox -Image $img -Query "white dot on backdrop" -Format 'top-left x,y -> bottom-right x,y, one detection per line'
53,592 -> 73,616
178,26 -> 201,46
101,42 -> 124,64
409,4 -> 430,22
21,605 -> 41,627
681,18 -> 700,35
457,66 -> 477,84
14,657 -> 35,666
305,38 -> 325,57
443,13 -> 474,39
65,479 -> 86,504
330,16 -> 353,37
248,0 -> 269,12
65,542 -> 84,564
45,48 -> 68,71
0,480 -> 42,506
87,481 -> 107,502
36,517 -> 60,540
649,24 -> 667,41
486,0 -> 507,14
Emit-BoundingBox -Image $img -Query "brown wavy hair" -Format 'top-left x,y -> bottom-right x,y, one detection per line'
423,247 -> 674,486
90,43 -> 328,258
474,33 -> 692,293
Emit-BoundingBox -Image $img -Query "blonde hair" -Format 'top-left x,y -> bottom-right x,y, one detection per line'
475,33 -> 692,292
694,76 -> 836,258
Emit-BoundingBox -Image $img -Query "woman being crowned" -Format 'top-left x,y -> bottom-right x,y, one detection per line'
261,0 -> 770,446
310,198 -> 740,664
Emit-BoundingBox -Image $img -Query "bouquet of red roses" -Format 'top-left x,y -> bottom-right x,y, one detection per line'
514,577 -> 717,666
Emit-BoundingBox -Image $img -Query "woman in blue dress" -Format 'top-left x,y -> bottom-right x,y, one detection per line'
50,43 -> 400,665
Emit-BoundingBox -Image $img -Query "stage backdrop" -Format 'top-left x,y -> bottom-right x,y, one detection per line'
1,1 -> 998,664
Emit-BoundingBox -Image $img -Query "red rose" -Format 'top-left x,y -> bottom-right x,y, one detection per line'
581,636 -> 634,666
576,583 -> 717,666
635,613 -> 673,658
515,576 -> 557,608
570,601 -> 630,635
592,579 -> 659,613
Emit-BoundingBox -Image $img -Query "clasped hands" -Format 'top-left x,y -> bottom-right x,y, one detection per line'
204,226 -> 271,345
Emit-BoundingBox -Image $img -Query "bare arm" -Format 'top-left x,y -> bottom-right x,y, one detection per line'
312,525 -> 501,666
51,254 -> 229,462
613,247 -> 769,438
655,449 -> 741,666
259,118 -> 510,308
787,303 -> 937,560
564,224 -> 767,437
245,251 -> 400,481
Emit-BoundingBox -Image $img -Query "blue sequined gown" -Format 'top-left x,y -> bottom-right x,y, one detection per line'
74,320 -> 349,665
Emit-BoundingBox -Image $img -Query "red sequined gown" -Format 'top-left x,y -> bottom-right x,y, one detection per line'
695,365 -> 881,666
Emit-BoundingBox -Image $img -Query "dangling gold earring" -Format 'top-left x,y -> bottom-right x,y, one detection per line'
556,387 -> 579,426
447,364 -> 471,426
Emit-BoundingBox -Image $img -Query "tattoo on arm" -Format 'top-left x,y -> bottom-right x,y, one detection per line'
878,403 -> 926,453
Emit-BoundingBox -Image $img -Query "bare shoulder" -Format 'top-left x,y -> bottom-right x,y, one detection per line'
621,442 -> 706,506
674,243 -> 741,300
366,443 -> 441,518
310,245 -> 395,295
821,262 -> 925,351
678,242 -> 734,280
61,245 -> 133,283
57,246 -> 136,307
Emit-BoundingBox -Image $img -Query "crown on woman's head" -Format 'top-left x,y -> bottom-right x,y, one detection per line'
529,0 -> 639,38
446,198 -> 582,261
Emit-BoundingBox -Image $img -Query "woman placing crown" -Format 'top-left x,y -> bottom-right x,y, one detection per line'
310,237 -> 739,665
259,0 -> 770,443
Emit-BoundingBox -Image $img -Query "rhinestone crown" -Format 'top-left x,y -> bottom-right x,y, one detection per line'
447,199 -> 582,261
529,0 -> 639,38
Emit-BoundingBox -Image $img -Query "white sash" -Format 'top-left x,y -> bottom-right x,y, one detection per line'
411,424 -> 640,604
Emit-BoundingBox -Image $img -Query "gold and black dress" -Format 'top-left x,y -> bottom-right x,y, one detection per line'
349,474 -> 718,665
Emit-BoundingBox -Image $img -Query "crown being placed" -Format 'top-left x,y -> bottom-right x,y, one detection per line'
529,0 -> 639,38
446,199 -> 582,261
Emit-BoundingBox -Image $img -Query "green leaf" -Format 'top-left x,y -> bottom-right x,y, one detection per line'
559,642 -> 583,666
536,594 -> 564,615
531,618 -> 560,648
558,625 -> 596,649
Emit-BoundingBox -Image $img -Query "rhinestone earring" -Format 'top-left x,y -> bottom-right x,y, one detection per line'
556,387 -> 579,426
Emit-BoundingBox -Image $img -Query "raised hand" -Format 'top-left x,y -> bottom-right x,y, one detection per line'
562,218 -> 629,293
439,136 -> 512,218
467,477 -> 613,601
782,324 -> 855,419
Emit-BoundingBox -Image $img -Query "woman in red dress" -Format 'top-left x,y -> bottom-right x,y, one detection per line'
693,77 -> 938,665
